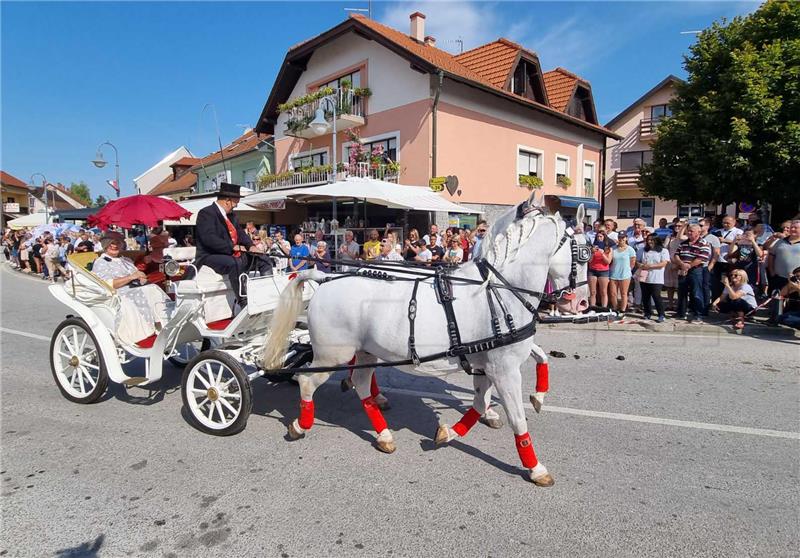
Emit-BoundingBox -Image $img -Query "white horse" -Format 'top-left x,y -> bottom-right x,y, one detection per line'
262,192 -> 588,485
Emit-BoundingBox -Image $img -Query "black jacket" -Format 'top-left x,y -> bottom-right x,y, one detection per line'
194,202 -> 252,266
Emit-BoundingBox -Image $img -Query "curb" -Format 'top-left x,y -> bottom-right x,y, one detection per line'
540,318 -> 799,338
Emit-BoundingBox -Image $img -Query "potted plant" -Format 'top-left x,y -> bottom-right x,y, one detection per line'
557,175 -> 572,187
519,175 -> 543,190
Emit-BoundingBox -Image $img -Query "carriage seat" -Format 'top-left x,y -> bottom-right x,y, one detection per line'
172,265 -> 230,295
163,246 -> 196,261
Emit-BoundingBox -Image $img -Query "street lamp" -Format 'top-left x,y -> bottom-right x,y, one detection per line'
92,141 -> 120,198
309,94 -> 340,254
30,173 -> 50,224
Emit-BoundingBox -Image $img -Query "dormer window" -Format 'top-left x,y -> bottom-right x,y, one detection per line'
566,85 -> 597,124
509,59 -> 546,104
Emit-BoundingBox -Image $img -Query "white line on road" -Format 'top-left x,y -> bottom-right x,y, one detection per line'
384,387 -> 800,441
5,326 -> 797,441
1,327 -> 50,341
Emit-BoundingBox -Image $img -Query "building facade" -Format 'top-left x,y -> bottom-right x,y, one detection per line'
603,76 -> 717,227
1,171 -> 31,227
255,13 -> 618,225
134,146 -> 194,195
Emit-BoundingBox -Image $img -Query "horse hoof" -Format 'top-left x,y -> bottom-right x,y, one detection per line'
287,421 -> 305,440
434,424 -> 453,445
530,394 -> 543,414
376,439 -> 396,454
374,394 -> 391,411
531,472 -> 555,487
479,415 -> 504,430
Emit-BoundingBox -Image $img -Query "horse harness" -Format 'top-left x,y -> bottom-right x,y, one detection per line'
264,219 -> 590,377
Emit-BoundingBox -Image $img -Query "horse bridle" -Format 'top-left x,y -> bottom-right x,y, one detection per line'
550,223 -> 591,301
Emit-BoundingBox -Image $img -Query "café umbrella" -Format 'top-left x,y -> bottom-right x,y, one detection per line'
87,195 -> 192,229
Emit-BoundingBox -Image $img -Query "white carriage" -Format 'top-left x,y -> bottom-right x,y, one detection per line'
48,248 -> 314,435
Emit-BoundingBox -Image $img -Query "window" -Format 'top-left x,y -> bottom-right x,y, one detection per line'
678,204 -> 705,218
583,162 -> 595,196
509,60 -> 546,103
517,149 -> 540,180
346,136 -> 397,163
319,70 -> 361,91
291,151 -> 327,169
6,197 -> 15,203
243,169 -> 258,190
620,150 -> 653,171
650,104 -> 672,121
618,198 -> 655,224
555,156 -> 569,181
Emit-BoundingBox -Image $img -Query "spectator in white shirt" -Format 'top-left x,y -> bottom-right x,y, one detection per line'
422,224 -> 443,247
712,215 -> 743,300
414,240 -> 432,264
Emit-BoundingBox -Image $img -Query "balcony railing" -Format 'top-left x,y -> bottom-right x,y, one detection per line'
258,162 -> 399,191
639,118 -> 661,139
284,88 -> 368,139
614,169 -> 642,190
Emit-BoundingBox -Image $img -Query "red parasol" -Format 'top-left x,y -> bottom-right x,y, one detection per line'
87,195 -> 192,229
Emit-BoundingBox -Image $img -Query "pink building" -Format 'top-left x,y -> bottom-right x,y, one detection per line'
604,75 -> 718,227
255,12 -> 618,226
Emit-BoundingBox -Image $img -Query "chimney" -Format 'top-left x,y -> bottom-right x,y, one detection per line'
410,12 -> 425,42
424,35 -> 436,47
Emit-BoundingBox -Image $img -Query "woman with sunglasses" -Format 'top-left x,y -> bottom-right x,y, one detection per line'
609,233 -> 637,314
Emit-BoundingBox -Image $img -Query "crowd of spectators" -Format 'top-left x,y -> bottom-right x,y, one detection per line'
583,215 -> 800,330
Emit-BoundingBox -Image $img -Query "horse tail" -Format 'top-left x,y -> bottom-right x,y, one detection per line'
261,269 -> 323,370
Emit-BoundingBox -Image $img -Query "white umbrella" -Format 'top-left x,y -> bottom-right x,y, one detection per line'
7,212 -> 49,230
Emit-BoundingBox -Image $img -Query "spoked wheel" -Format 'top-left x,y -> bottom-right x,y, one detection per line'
50,318 -> 109,404
168,339 -> 210,367
181,350 -> 252,436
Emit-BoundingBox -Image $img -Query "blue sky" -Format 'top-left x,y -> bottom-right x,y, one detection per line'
1,1 -> 758,199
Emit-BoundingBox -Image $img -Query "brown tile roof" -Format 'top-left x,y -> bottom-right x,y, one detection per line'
191,129 -> 269,170
30,185 -> 86,210
454,39 -> 521,89
543,68 -> 583,112
149,169 -> 197,197
1,171 -> 28,189
171,157 -> 200,168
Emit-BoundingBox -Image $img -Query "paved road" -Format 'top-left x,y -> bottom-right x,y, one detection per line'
1,265 -> 798,557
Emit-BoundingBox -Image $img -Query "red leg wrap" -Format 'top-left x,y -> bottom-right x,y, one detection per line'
298,399 -> 315,430
370,374 -> 380,399
452,408 -> 481,437
535,362 -> 549,393
361,396 -> 388,433
514,433 -> 538,469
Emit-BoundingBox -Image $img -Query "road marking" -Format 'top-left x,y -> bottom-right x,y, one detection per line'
0,327 -> 50,341
4,325 -> 796,440
384,387 -> 800,441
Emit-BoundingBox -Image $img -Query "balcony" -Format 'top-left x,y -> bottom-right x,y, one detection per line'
639,118 -> 661,140
258,162 -> 400,191
283,88 -> 368,139
614,169 -> 642,190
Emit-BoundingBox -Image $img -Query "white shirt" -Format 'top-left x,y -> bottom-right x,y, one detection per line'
416,248 -> 432,262
422,234 -> 443,247
703,234 -> 721,267
91,255 -> 139,290
718,227 -> 743,263
606,231 -> 619,242
378,251 -> 403,262
639,248 -> 670,284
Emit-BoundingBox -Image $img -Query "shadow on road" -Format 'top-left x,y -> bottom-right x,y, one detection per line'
54,534 -> 104,558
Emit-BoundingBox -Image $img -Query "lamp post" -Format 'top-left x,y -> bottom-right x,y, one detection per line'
30,173 -> 50,224
309,94 -> 340,253
91,141 -> 120,198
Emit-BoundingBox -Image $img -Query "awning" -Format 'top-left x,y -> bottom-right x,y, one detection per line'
547,195 -> 601,210
245,177 -> 480,214
7,212 -> 49,229
163,196 -> 262,226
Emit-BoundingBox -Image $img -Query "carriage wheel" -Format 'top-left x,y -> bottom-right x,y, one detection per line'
168,339 -> 210,367
181,350 -> 252,436
50,318 -> 109,404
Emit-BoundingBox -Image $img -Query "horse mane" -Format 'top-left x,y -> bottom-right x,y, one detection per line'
477,202 -> 561,268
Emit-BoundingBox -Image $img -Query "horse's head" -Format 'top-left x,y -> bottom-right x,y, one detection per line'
548,203 -> 590,315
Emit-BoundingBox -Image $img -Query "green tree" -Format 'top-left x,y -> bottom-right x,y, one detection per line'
69,181 -> 92,206
94,195 -> 108,207
639,0 -> 800,222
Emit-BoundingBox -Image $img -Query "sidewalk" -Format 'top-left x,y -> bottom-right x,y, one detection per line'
540,313 -> 799,338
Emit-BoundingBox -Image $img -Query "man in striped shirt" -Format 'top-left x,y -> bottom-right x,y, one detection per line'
673,224 -> 712,322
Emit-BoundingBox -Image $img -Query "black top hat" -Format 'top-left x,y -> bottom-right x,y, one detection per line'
217,182 -> 243,199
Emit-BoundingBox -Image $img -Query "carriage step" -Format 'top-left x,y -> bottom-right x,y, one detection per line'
123,377 -> 148,387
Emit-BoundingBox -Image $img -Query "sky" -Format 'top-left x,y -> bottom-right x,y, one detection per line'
1,0 -> 759,199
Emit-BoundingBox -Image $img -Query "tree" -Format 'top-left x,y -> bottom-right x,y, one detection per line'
639,0 -> 800,222
69,181 -> 92,207
94,195 -> 108,207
